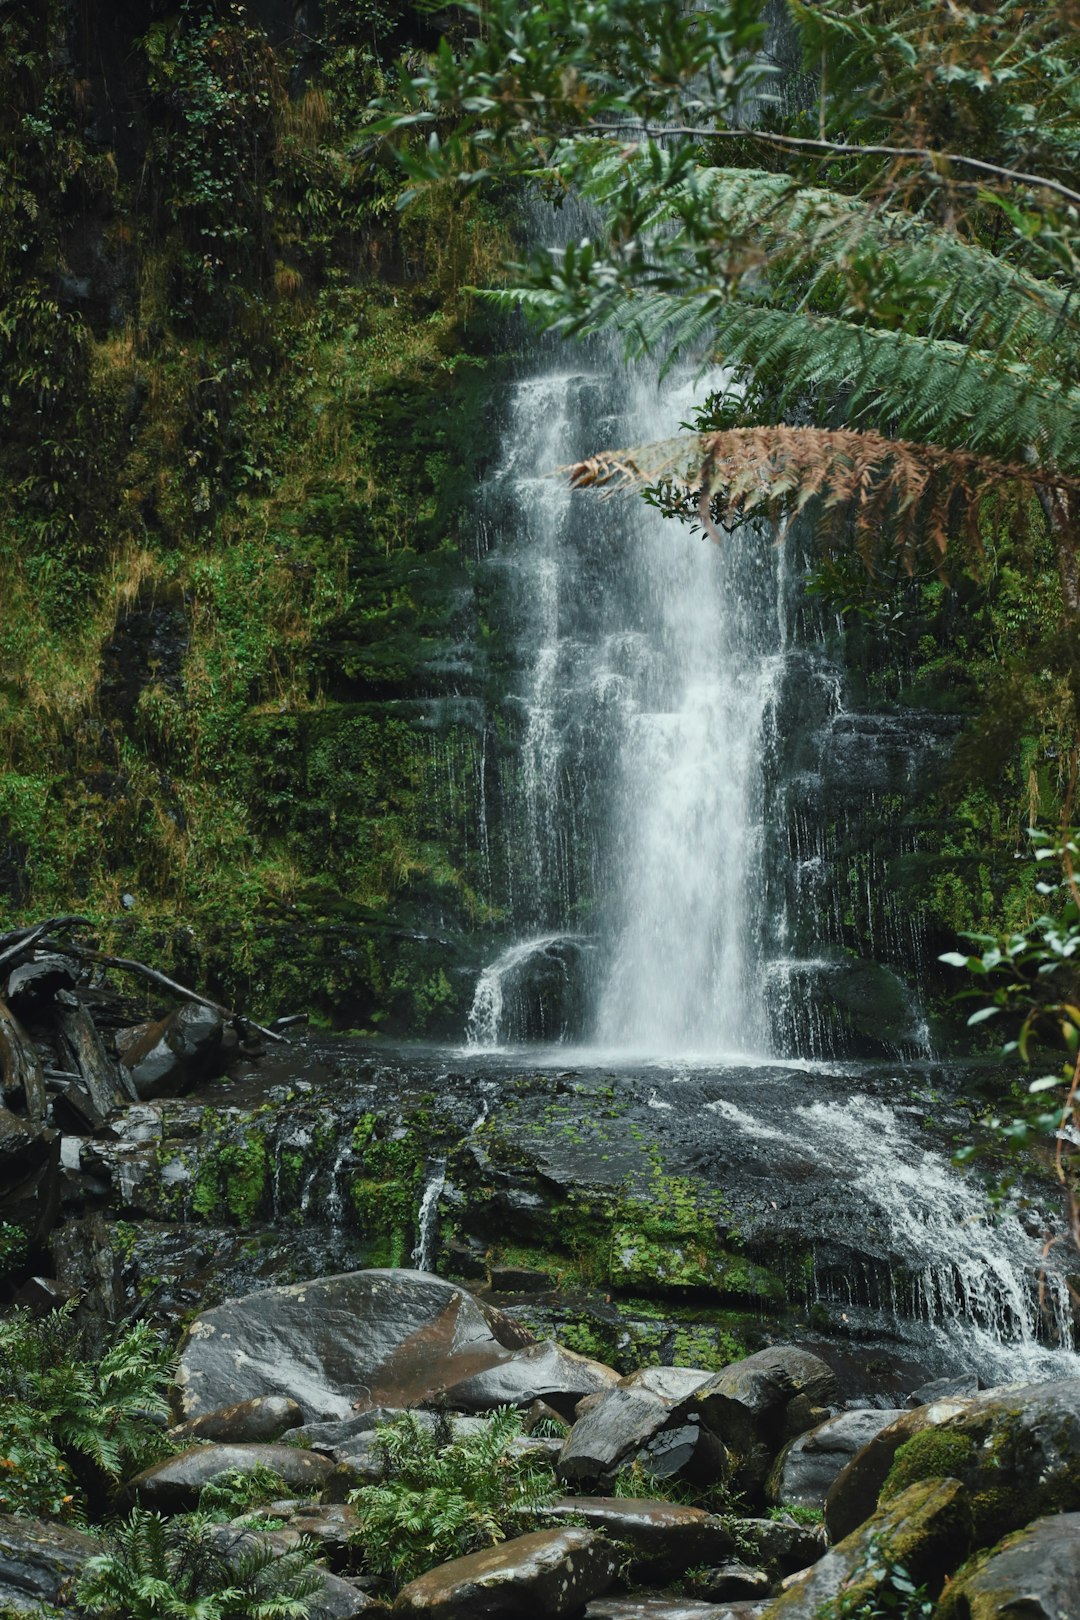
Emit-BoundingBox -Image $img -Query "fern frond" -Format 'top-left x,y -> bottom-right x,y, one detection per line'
566,425 -> 1065,560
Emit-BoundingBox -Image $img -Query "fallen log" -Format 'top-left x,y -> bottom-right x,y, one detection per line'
40,941 -> 287,1046
0,996 -> 47,1120
0,916 -> 92,976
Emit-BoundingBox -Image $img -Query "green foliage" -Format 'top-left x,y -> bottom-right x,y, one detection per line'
879,1432 -> 976,1504
348,1407 -> 557,1589
814,1552 -> 933,1620
198,1466 -> 293,1520
769,1502 -> 823,1526
77,1507 -> 320,1620
0,1306 -> 172,1520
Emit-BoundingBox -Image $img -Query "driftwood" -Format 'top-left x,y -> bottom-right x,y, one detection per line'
0,997 -> 47,1120
55,991 -> 131,1112
0,915 -> 92,975
39,940 -> 288,1046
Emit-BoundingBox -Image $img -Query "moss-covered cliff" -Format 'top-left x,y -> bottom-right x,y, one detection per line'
0,0 -> 518,1032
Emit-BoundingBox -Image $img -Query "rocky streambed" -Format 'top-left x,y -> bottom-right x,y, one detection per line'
23,1036 -> 1078,1395
6,1266 -> 1080,1618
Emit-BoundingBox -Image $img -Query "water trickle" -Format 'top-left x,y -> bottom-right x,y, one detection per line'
412,1160 -> 447,1274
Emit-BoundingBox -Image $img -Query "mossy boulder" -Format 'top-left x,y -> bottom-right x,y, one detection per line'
759,1476 -> 972,1618
827,1378 -> 1080,1549
935,1511 -> 1080,1620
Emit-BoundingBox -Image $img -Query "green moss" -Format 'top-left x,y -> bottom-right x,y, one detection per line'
880,1430 -> 977,1502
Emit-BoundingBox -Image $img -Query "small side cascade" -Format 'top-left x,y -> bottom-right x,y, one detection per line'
412,1160 -> 447,1274
465,933 -> 589,1048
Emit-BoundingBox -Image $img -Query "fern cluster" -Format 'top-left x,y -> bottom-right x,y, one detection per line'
76,1508 -> 320,1620
0,1305 -> 172,1520
348,1407 -> 557,1589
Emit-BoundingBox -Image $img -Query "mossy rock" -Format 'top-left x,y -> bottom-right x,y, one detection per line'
880,1429 -> 977,1503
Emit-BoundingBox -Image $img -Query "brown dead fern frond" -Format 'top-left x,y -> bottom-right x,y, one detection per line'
566,426 -> 1077,564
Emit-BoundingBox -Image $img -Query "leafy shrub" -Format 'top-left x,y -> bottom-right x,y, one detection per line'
77,1507 -> 320,1619
199,1465 -> 294,1519
0,1306 -> 172,1519
348,1407 -> 557,1588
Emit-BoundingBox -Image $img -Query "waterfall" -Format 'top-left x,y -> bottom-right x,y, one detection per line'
466,305 -> 784,1054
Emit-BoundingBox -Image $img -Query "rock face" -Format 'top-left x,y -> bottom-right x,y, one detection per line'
124,1442 -> 333,1511
766,1409 -> 905,1510
392,1527 -> 619,1618
116,1001 -> 229,1099
171,1394 -> 303,1444
939,1512 -> 1080,1620
762,1478 -> 971,1618
827,1379 -> 1080,1545
173,1270 -> 534,1422
0,1515 -> 98,1614
439,1339 -> 619,1418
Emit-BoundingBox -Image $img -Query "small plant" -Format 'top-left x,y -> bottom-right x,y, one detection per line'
0,1306 -> 173,1519
816,1550 -> 934,1619
199,1465 -> 294,1520
348,1407 -> 557,1589
77,1508 -> 321,1619
768,1502 -> 825,1526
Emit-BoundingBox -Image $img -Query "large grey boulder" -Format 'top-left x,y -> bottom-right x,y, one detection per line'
124,1442 -> 333,1511
173,1270 -> 533,1422
760,1478 -> 971,1618
940,1511 -> 1080,1619
766,1409 -> 905,1511
439,1339 -> 619,1418
538,1497 -> 736,1580
827,1379 -> 1080,1545
556,1388 -> 679,1485
693,1348 -> 838,1497
0,1515 -> 98,1615
392,1527 -> 619,1617
617,1367 -> 715,1404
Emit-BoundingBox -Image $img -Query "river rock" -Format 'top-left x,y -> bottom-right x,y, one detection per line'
116,1001 -> 228,1099
827,1379 -> 1080,1545
392,1526 -> 619,1617
906,1373 -> 980,1407
557,1388 -> 676,1485
0,1515 -> 98,1614
766,1408 -> 905,1510
824,1395 -> 974,1541
171,1394 -> 304,1444
618,1367 -> 715,1404
697,1566 -> 771,1601
539,1497 -> 737,1580
939,1511 -> 1080,1619
438,1338 -> 619,1418
585,1601 -> 768,1619
761,1477 -> 971,1618
735,1519 -> 826,1576
691,1349 -> 837,1498
173,1270 -> 534,1422
639,1421 -> 729,1488
124,1442 -> 333,1511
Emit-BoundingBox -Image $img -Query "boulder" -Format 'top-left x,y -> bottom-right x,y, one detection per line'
261,1502 -> 360,1569
557,1388 -> 674,1485
827,1379 -> 1080,1545
438,1339 -> 619,1419
618,1368 -> 715,1405
172,1394 -> 303,1445
734,1519 -> 826,1577
824,1396 -> 974,1542
392,1526 -> 619,1618
116,1001 -> 228,1099
906,1374 -> 980,1408
638,1421 -> 729,1489
538,1497 -> 737,1580
766,1409 -> 905,1511
760,1478 -> 971,1618
697,1566 -> 771,1602
173,1270 -> 534,1423
124,1442 -> 333,1511
937,1511 -> 1080,1619
0,1515 -> 98,1614
691,1349 -> 838,1496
